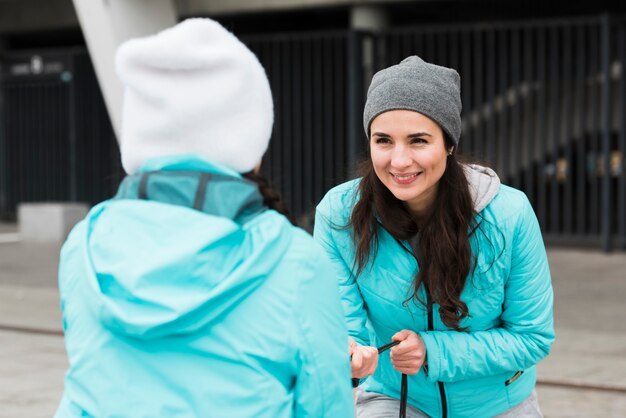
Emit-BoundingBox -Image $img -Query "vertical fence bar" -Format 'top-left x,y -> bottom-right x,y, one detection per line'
282,41 -> 294,209
510,28 -> 521,186
0,67 -> 5,216
549,26 -> 561,234
437,31 -> 448,66
43,84 -> 51,200
575,25 -> 587,236
589,24 -> 600,237
536,26 -> 547,229
347,31 -> 365,176
391,32 -> 401,64
302,39 -> 313,214
600,14 -> 612,251
425,31 -> 435,62
619,23 -> 626,248
292,39 -> 303,215
497,28 -> 509,179
523,27 -> 536,205
334,37 -> 347,183
448,30 -> 460,71
255,41 -> 271,178
322,37 -> 334,201
312,38 -> 323,201
68,55 -> 78,201
562,25 -> 574,236
400,32 -> 411,61
449,30 -> 460,71
486,29 -> 496,166
473,29 -> 484,160
461,29 -> 473,155
269,40 -> 282,188
414,31 -> 424,58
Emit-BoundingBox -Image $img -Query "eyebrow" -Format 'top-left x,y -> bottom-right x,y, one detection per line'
408,132 -> 433,138
371,132 -> 433,138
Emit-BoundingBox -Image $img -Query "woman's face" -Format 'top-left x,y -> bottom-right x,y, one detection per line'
370,110 -> 450,217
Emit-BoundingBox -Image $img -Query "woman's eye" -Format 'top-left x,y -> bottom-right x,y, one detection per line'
374,137 -> 391,144
410,137 -> 427,144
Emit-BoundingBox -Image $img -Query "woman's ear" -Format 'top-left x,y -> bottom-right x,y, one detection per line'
448,146 -> 455,156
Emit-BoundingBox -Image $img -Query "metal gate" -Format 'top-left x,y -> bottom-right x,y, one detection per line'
375,15 -> 626,250
0,49 -> 121,219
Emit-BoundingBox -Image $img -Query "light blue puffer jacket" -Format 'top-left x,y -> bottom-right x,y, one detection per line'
56,155 -> 354,418
314,167 -> 554,418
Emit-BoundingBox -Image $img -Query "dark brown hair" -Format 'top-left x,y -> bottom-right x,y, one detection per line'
349,135 -> 477,331
243,171 -> 297,226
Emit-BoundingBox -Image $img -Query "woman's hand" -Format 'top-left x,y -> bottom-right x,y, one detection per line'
390,330 -> 426,375
349,337 -> 379,378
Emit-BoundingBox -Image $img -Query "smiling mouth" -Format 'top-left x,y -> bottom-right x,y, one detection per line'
390,172 -> 421,184
392,172 -> 419,179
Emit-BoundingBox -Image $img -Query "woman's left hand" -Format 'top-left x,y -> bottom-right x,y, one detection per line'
389,330 -> 426,375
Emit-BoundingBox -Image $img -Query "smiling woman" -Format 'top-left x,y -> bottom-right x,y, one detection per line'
314,56 -> 555,418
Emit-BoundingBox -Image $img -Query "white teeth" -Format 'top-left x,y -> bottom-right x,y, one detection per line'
393,173 -> 418,180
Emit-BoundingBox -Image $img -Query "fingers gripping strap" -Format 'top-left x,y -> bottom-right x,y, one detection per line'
352,341 -> 408,418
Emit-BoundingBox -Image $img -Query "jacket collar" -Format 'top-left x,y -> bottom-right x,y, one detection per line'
115,155 -> 265,224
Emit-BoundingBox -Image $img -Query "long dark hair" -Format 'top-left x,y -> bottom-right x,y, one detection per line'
348,136 -> 477,331
243,171 -> 297,226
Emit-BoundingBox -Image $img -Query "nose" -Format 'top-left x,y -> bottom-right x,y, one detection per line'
390,144 -> 412,169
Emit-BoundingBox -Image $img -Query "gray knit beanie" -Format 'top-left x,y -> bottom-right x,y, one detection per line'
363,56 -> 462,145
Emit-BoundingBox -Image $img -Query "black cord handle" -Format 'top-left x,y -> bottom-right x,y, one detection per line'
351,340 -> 408,418
399,373 -> 408,418
377,340 -> 400,353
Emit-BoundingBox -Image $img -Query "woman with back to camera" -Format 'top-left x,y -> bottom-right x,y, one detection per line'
55,18 -> 354,418
314,56 -> 554,418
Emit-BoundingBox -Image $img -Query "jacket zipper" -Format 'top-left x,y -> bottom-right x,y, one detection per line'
425,284 -> 448,418
398,236 -> 448,418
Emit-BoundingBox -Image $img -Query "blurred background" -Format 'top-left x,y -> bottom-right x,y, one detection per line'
0,0 -> 625,416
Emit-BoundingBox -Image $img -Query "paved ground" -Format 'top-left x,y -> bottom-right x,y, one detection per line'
1,221 -> 625,417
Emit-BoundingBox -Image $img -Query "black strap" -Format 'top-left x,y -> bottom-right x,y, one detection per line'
400,373 -> 408,418
192,172 -> 212,210
352,340 -> 408,418
138,172 -> 150,199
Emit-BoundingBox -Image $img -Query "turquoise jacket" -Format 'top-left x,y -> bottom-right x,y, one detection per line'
56,155 -> 354,418
314,177 -> 554,418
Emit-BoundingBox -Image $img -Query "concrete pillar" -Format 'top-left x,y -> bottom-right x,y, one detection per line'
71,0 -> 177,140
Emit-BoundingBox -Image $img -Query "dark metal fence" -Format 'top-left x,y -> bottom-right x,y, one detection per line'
0,49 -> 121,219
243,31 -> 366,226
375,15 -> 626,250
1,15 -> 624,249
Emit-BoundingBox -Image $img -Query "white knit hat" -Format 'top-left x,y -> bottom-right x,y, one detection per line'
115,18 -> 274,174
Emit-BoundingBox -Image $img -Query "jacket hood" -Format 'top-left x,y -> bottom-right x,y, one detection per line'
463,163 -> 501,213
78,155 -> 291,339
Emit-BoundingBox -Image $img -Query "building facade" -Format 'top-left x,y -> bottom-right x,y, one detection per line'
1,0 -> 625,250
